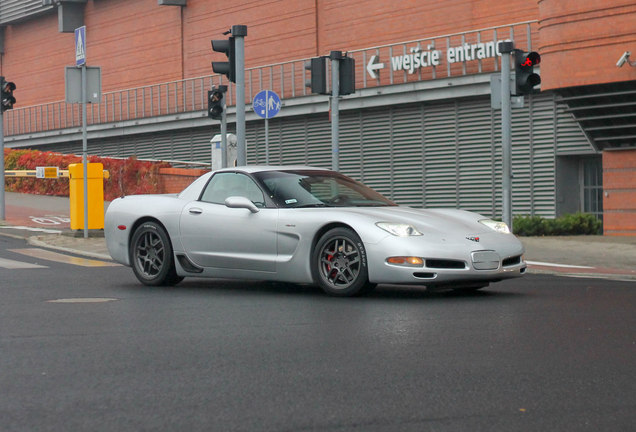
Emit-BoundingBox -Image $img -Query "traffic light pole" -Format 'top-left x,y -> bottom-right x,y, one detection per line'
81,63 -> 89,238
330,51 -> 341,172
499,41 -> 514,231
0,109 -> 5,221
233,25 -> 247,166
221,92 -> 228,168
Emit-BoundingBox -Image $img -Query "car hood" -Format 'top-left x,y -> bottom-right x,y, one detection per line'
340,206 -> 496,235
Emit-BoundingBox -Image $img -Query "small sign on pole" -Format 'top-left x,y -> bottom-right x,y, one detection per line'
36,167 -> 60,179
253,90 -> 281,165
253,90 -> 281,120
75,26 -> 86,67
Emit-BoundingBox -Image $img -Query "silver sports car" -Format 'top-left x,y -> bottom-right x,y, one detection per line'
105,166 -> 526,296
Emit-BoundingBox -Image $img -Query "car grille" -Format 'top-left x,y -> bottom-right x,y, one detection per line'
425,259 -> 467,269
502,255 -> 522,267
471,251 -> 500,270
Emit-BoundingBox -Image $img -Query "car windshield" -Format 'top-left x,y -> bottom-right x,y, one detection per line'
254,170 -> 396,208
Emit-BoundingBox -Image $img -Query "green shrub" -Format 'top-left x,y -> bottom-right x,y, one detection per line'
513,213 -> 602,236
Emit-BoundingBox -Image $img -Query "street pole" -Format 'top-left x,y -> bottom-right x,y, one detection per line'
0,106 -> 5,221
219,85 -> 228,168
220,98 -> 228,169
233,25 -> 247,166
265,90 -> 269,164
499,41 -> 514,230
330,51 -> 341,172
81,63 -> 88,239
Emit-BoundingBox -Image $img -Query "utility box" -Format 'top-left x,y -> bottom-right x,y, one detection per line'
210,133 -> 238,170
69,162 -> 105,230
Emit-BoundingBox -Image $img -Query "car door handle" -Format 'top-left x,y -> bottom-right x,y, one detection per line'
189,208 -> 203,215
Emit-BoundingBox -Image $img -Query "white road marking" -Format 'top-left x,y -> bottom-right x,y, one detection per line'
526,260 -> 595,269
47,298 -> 119,303
0,257 -> 48,269
0,225 -> 62,234
9,248 -> 121,267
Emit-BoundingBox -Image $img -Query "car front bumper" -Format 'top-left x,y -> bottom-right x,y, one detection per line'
365,232 -> 526,286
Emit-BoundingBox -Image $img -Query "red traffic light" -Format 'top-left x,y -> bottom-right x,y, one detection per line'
520,51 -> 541,68
514,50 -> 541,95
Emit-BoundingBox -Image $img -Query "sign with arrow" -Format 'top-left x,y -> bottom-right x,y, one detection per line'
366,55 -> 384,79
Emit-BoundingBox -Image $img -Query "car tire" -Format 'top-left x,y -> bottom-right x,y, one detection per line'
130,222 -> 183,286
312,227 -> 373,297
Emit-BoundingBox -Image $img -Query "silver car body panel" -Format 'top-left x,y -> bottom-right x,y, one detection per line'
105,166 -> 526,287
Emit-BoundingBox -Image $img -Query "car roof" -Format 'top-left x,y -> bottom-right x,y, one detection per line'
214,165 -> 331,174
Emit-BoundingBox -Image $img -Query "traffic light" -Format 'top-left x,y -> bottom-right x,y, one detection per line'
211,37 -> 236,83
207,85 -> 227,120
1,77 -> 16,112
304,56 -> 327,94
339,56 -> 355,95
514,50 -> 541,95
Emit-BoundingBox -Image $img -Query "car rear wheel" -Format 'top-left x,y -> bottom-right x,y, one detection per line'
130,222 -> 183,286
312,228 -> 375,297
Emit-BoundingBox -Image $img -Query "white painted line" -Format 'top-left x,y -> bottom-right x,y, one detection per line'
0,225 -> 62,234
0,257 -> 48,269
526,260 -> 595,269
47,298 -> 119,303
9,248 -> 121,267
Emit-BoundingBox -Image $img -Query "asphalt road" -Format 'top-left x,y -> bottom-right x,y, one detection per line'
1,234 -> 635,432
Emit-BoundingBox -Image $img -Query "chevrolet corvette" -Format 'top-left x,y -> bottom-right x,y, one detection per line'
105,166 -> 526,296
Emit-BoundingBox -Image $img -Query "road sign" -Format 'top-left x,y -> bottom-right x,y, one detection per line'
65,66 -> 101,103
36,167 -> 60,179
253,90 -> 281,119
75,26 -> 86,67
366,55 -> 384,79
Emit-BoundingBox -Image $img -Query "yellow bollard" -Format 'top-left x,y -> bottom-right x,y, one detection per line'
68,163 -> 105,230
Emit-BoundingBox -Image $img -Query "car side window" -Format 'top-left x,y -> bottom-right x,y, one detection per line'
200,172 -> 265,207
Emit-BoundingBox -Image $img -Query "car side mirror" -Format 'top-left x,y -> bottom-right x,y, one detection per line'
224,196 -> 260,213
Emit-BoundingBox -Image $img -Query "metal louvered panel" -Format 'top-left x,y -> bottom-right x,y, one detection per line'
304,115 -> 331,168
0,0 -> 54,25
457,98 -> 496,215
246,121 -> 261,164
358,107 -> 393,198
554,97 -> 596,156
424,101 -> 458,209
527,94 -> 558,216
339,110 -> 364,179
390,105 -> 424,207
280,117 -> 309,165
510,94 -> 532,215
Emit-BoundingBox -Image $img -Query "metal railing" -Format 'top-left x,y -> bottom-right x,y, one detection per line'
3,21 -> 538,137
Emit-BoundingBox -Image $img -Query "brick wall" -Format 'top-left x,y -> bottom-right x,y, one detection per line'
538,0 -> 636,90
158,167 -> 209,194
603,150 -> 636,236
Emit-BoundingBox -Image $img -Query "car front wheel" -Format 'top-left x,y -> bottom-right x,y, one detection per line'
130,222 -> 183,286
312,227 -> 375,296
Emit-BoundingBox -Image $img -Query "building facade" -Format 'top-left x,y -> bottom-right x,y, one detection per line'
1,0 -> 635,234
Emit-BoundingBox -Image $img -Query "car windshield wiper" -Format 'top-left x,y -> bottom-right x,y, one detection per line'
293,203 -> 329,208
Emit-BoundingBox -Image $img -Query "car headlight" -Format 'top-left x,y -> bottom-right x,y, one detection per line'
479,219 -> 511,234
376,222 -> 423,237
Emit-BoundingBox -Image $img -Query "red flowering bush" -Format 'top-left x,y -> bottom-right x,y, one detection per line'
3,149 -> 171,201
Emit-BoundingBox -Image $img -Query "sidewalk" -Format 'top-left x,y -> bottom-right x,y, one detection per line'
1,192 -> 635,281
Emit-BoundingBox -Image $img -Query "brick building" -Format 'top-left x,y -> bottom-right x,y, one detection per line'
1,0 -> 635,234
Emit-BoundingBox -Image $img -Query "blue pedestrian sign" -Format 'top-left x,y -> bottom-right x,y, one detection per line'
75,26 -> 86,67
253,90 -> 281,119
